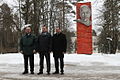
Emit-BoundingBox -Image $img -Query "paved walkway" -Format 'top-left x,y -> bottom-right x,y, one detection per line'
0,63 -> 120,80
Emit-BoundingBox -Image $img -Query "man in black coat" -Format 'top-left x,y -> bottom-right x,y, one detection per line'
52,28 -> 67,75
37,26 -> 52,75
20,26 -> 36,74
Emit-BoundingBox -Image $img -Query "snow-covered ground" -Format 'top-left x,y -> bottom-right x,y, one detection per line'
1,53 -> 120,66
0,53 -> 120,80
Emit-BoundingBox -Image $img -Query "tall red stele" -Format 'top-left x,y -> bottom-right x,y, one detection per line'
76,2 -> 92,54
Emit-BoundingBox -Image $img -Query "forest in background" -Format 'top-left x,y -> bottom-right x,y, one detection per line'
0,0 -> 119,54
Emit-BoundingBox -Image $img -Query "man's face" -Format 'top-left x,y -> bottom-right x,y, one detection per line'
25,27 -> 31,33
56,28 -> 61,33
42,27 -> 48,32
80,5 -> 91,21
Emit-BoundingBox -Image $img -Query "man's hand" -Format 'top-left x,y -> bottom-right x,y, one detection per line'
63,52 -> 66,54
20,51 -> 23,54
33,50 -> 36,54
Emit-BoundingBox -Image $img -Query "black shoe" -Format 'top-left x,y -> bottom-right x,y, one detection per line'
47,72 -> 50,75
53,71 -> 59,74
22,71 -> 28,74
37,72 -> 43,75
31,72 -> 34,74
61,72 -> 64,75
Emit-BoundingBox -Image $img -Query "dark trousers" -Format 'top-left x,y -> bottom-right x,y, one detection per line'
54,57 -> 64,73
23,55 -> 34,72
39,52 -> 51,73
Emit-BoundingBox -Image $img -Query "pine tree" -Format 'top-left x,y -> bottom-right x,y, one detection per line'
98,0 -> 119,54
0,3 -> 19,53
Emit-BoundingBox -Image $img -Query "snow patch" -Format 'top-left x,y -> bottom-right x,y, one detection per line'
0,53 -> 120,66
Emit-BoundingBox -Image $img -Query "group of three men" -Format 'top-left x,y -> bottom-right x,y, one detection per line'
20,25 -> 67,75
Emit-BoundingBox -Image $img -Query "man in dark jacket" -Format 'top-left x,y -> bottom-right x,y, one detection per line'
20,26 -> 36,74
37,26 -> 52,75
52,28 -> 67,75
